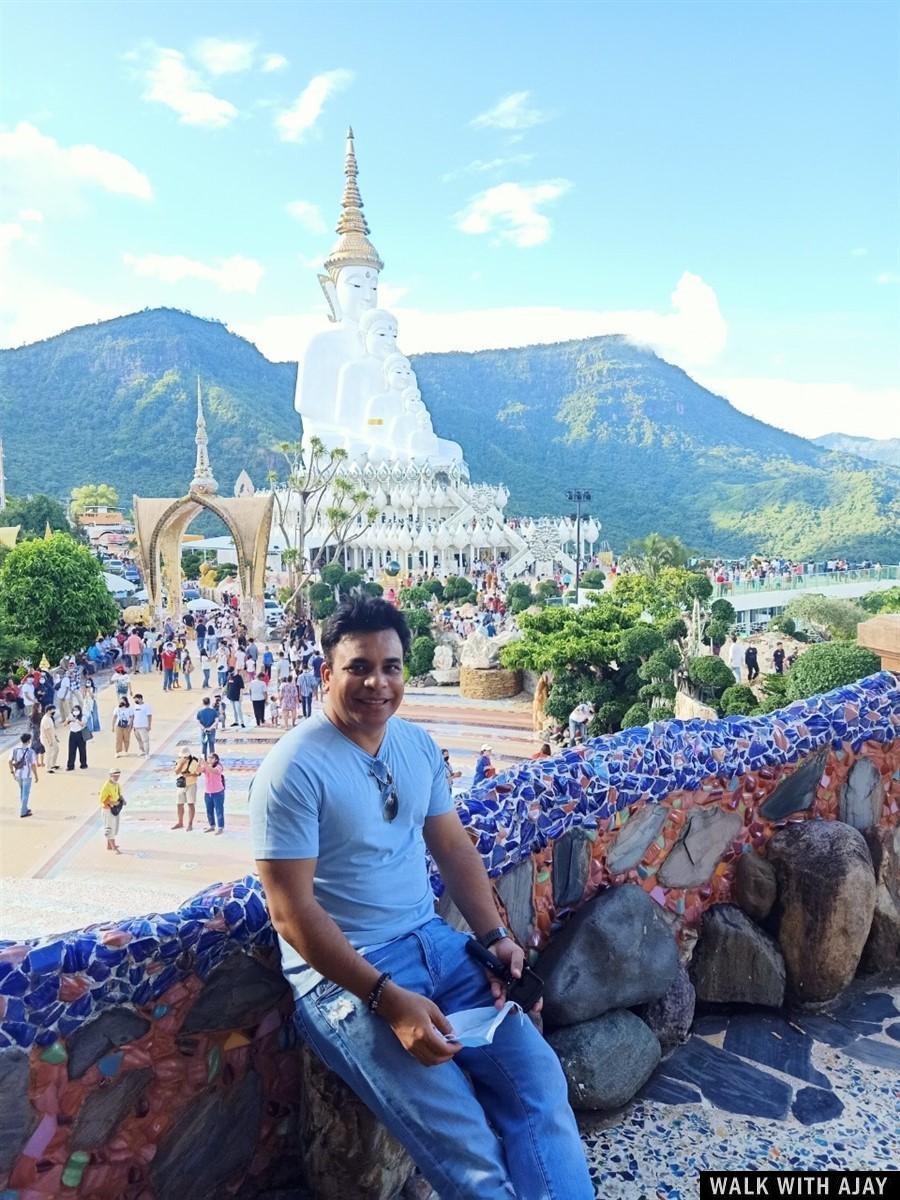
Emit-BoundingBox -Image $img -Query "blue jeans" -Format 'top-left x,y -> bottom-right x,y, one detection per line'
204,789 -> 225,828
200,728 -> 216,757
163,668 -> 174,690
294,918 -> 592,1200
218,667 -> 228,686
184,672 -> 192,690
18,776 -> 32,816
202,668 -> 211,688
301,692 -> 313,718
230,699 -> 244,726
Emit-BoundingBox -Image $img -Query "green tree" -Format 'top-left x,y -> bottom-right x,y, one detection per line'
535,579 -> 560,602
408,636 -> 436,677
860,586 -> 900,615
506,582 -> 535,614
181,549 -> 203,580
267,438 -> 377,616
768,614 -> 796,635
214,561 -> 238,583
70,483 -> 120,519
0,533 -> 118,663
443,575 -> 475,603
308,581 -> 337,621
783,593 -> 866,641
756,672 -> 791,713
422,579 -> 444,600
624,532 -> 690,577
719,684 -> 759,716
579,568 -> 606,588
402,608 -> 434,637
687,654 -> 735,695
399,584 -> 431,608
621,702 -> 650,728
2,494 -> 71,540
785,642 -> 881,701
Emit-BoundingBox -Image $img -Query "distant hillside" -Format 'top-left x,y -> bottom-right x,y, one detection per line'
814,432 -> 900,468
1,308 -> 898,559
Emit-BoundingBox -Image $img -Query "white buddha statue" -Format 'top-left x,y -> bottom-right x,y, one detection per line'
335,307 -> 398,429
294,128 -> 466,472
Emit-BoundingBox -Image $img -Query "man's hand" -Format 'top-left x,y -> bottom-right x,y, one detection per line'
486,938 -> 543,1015
378,983 -> 462,1067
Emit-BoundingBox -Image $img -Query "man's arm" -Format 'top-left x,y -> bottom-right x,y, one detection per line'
257,858 -> 460,1066
424,809 -> 528,1007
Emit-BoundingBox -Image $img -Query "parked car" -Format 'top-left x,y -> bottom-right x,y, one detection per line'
183,585 -> 200,601
264,599 -> 285,626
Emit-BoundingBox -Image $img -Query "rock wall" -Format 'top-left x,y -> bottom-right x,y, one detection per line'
1,671 -> 898,1197
458,665 -> 522,700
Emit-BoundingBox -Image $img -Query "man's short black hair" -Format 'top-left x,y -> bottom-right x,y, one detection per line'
321,595 -> 411,664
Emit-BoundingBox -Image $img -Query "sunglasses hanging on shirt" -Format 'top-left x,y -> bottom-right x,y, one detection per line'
369,759 -> 399,823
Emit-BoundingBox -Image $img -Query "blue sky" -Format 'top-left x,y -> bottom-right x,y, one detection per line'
1,0 -> 898,436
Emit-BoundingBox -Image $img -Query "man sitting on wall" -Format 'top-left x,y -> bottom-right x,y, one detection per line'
250,595 -> 592,1200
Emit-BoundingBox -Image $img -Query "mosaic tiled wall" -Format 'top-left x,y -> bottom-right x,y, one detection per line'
1,671 -> 898,1198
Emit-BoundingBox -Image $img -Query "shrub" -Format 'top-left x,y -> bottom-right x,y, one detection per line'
408,635 -> 436,677
661,617 -> 688,642
710,598 -> 736,623
618,624 -> 665,663
422,579 -> 444,600
535,579 -> 560,601
402,608 -> 434,637
507,582 -> 534,613
769,615 -> 796,636
861,586 -> 900,615
399,584 -> 431,608
579,568 -> 606,588
309,581 -> 336,621
320,562 -> 345,587
703,619 -> 731,648
757,672 -> 791,712
719,684 -> 759,717
687,654 -> 736,693
339,570 -> 364,594
361,581 -> 383,598
444,575 -> 475,603
621,702 -> 650,728
785,642 -> 881,702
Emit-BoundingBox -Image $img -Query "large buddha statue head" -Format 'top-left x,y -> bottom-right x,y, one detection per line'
360,308 -> 398,358
319,129 -> 384,326
383,353 -> 415,393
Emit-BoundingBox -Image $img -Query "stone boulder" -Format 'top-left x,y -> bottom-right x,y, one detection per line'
636,965 -> 696,1054
839,757 -> 884,830
180,951 -> 289,1033
547,1010 -> 661,1110
298,1042 -> 414,1199
689,904 -> 785,1007
767,821 -> 876,1003
657,807 -> 742,888
734,851 -> 777,922
759,749 -> 829,821
0,1047 -> 36,1175
538,884 -> 679,1027
860,825 -> 900,974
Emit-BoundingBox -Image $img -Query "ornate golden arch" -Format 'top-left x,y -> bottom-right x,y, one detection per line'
133,489 -> 273,632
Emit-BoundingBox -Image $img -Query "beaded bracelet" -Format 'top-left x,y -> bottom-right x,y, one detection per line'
366,971 -> 392,1012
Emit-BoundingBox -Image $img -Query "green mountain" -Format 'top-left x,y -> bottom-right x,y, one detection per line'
813,431 -> 900,469
1,307 -> 898,560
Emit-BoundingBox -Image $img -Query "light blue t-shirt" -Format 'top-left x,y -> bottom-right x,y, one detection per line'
249,711 -> 453,997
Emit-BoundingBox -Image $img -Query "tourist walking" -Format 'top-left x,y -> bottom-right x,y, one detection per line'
65,705 -> 89,770
182,651 -> 194,691
113,664 -> 132,700
279,674 -> 299,728
744,645 -> 760,682
83,676 -> 101,732
141,632 -> 154,674
172,745 -> 201,830
225,670 -> 246,728
100,768 -> 124,853
298,664 -> 316,720
40,706 -> 59,773
112,696 -> 134,757
727,635 -> 743,683
249,674 -> 268,726
196,697 -> 219,757
442,748 -> 461,791
200,650 -> 211,689
201,753 -> 226,835
29,702 -> 45,766
8,732 -> 38,817
124,629 -> 143,672
473,743 -> 494,785
131,694 -> 153,756
773,642 -> 786,674
161,642 -> 177,691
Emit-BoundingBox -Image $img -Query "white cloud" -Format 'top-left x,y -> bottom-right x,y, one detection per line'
122,251 -> 264,293
234,270 -> 727,372
194,37 -> 257,76
851,247 -> 868,257
698,375 -> 900,440
0,122 -> 153,203
285,200 -> 327,234
875,271 -> 900,285
275,69 -> 354,142
442,153 -> 534,183
471,91 -> 549,131
143,47 -> 238,128
18,208 -> 43,222
262,53 -> 288,73
0,223 -> 25,252
456,179 -> 571,247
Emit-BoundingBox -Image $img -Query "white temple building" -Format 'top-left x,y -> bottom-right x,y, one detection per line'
268,129 -> 599,578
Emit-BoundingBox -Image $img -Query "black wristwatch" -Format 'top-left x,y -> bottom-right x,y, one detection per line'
479,925 -> 511,949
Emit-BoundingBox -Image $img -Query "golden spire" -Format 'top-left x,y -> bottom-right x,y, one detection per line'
323,127 -> 384,280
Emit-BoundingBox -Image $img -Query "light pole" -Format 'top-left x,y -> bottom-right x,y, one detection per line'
565,487 -> 592,597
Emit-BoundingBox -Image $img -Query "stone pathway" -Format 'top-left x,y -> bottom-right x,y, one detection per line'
582,981 -> 900,1195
